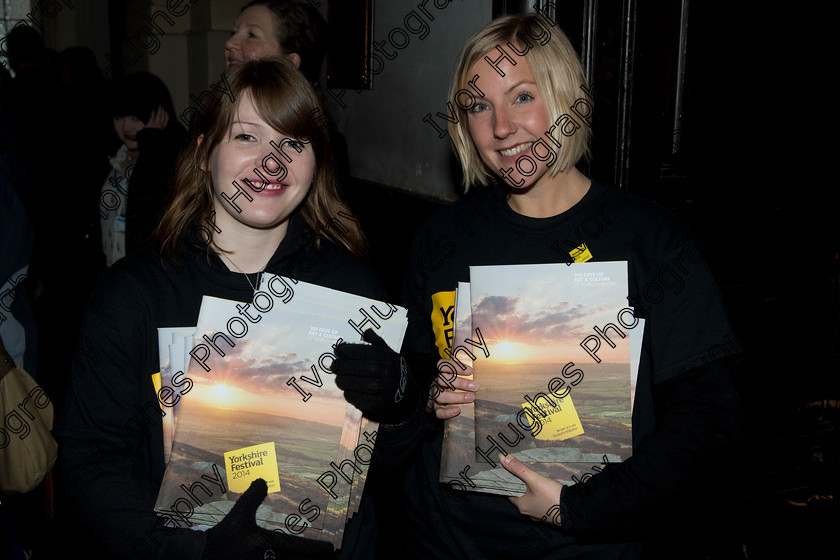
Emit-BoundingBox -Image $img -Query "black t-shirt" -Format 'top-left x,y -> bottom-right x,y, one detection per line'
399,180 -> 743,558
55,216 -> 391,559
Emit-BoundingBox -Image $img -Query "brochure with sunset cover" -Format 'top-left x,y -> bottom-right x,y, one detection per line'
156,327 -> 197,464
438,283 -> 478,488
154,277 -> 406,549
439,262 -> 644,496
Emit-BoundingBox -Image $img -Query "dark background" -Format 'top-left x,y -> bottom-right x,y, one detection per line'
1,0 -> 837,558
349,1 -> 840,557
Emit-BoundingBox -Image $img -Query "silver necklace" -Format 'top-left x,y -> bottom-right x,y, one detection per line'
219,252 -> 264,293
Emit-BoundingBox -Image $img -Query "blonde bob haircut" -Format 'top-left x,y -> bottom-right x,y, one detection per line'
448,13 -> 592,191
156,58 -> 366,260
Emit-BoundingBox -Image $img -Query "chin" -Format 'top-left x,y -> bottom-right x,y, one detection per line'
243,208 -> 295,228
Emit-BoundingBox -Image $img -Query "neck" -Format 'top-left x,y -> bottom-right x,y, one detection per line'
212,214 -> 289,274
506,166 -> 591,218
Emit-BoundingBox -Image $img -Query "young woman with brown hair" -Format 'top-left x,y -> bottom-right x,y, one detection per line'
55,58 -> 417,560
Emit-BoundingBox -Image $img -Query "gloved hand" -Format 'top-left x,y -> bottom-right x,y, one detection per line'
332,329 -> 419,424
202,478 -> 275,560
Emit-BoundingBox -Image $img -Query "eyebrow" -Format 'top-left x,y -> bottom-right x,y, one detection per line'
505,80 -> 537,95
232,121 -> 267,128
231,121 -> 296,138
232,21 -> 262,30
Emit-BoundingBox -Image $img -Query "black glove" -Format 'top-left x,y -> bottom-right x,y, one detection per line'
332,329 -> 419,424
202,479 -> 275,560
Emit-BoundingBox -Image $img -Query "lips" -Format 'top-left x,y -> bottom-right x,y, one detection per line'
243,179 -> 288,195
498,142 -> 534,157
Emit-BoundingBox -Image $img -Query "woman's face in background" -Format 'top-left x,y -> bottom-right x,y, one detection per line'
224,5 -> 283,70
113,115 -> 145,150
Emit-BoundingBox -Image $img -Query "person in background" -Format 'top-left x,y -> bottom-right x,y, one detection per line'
224,0 -> 349,184
224,0 -> 326,84
3,25 -> 60,239
55,45 -> 116,263
6,41 -> 111,427
102,72 -> 187,266
0,140 -> 40,560
0,159 -> 36,379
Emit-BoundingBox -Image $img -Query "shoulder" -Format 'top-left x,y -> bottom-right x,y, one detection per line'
587,182 -> 695,261
276,235 -> 387,301
412,187 -> 500,249
596,182 -> 687,232
108,144 -> 128,168
321,243 -> 384,297
88,244 -> 181,308
426,187 -> 498,225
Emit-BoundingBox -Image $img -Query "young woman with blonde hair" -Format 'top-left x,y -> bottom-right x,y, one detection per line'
401,13 -> 743,558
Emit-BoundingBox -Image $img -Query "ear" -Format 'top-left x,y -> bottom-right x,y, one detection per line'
285,52 -> 302,69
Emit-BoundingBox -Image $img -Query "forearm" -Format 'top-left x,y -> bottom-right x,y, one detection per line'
368,396 -> 428,474
54,271 -> 204,558
58,437 -> 205,559
559,358 -> 744,537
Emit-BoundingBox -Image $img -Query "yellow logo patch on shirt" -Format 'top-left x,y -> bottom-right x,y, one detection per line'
430,290 -> 456,359
569,243 -> 593,263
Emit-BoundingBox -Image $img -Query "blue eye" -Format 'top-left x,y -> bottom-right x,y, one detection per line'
516,92 -> 534,103
469,102 -> 489,114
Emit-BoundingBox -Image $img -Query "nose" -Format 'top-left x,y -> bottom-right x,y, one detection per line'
262,153 -> 283,174
225,33 -> 239,56
493,105 -> 514,139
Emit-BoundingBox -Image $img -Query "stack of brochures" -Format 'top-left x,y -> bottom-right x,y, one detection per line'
154,326 -> 197,465
154,274 -> 407,549
440,262 -> 644,496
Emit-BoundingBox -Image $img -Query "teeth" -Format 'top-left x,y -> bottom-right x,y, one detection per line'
500,142 -> 533,157
247,181 -> 286,191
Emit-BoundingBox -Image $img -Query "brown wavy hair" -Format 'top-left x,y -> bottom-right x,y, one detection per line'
155,58 -> 366,260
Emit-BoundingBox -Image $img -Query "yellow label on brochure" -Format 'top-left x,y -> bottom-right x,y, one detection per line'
224,442 -> 281,494
430,290 -> 457,359
151,372 -> 163,412
569,243 -> 593,263
522,395 -> 585,441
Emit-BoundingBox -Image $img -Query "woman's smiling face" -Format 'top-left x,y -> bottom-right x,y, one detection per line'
224,5 -> 283,70
113,115 -> 145,150
466,52 -> 553,191
208,90 -> 315,234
